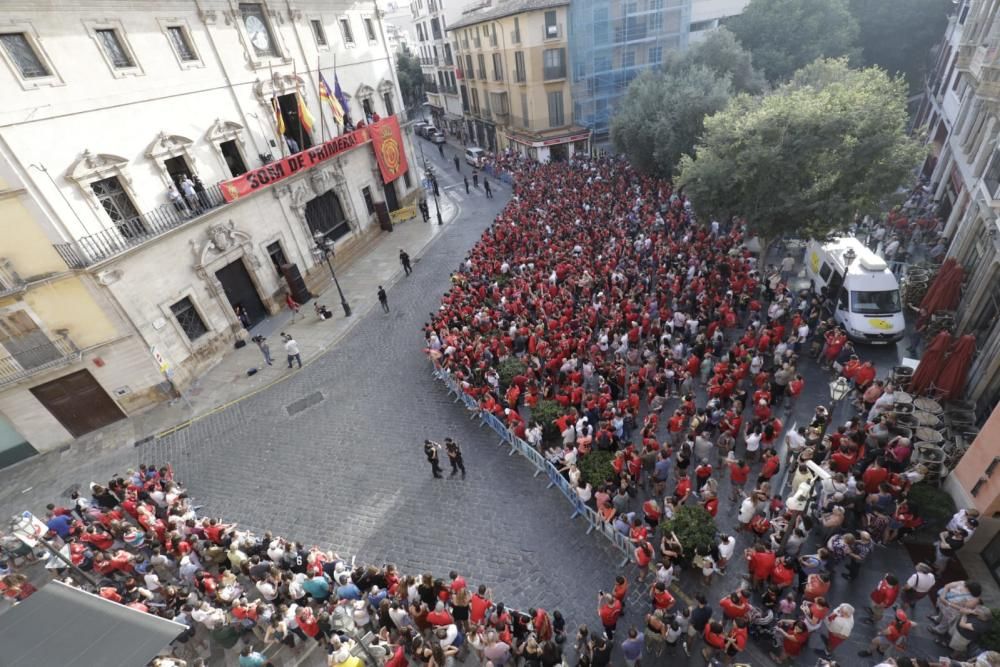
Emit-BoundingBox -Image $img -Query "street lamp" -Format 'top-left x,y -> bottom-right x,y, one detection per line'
829,376 -> 852,402
312,231 -> 352,317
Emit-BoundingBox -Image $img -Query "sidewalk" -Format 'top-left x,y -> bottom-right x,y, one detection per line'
4,191 -> 461,470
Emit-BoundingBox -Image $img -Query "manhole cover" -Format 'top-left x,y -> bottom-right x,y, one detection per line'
286,391 -> 325,417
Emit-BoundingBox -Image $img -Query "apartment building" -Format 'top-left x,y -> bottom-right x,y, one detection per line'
449,0 -> 590,160
915,0 -> 1000,582
0,0 -> 416,459
410,0 -> 466,136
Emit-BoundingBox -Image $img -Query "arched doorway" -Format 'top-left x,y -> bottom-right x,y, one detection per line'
305,190 -> 351,242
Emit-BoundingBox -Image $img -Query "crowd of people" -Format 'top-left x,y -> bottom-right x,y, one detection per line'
425,154 -> 995,666
1,464 -> 579,667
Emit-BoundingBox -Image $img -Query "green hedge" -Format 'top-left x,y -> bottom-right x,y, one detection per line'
906,482 -> 956,538
661,505 -> 717,560
497,358 -> 526,390
531,399 -> 564,443
579,450 -> 616,487
980,609 -> 1000,652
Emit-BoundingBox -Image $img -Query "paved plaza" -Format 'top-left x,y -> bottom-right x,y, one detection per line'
0,149 -> 956,667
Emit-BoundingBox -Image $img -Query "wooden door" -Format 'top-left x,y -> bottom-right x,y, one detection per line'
30,370 -> 125,438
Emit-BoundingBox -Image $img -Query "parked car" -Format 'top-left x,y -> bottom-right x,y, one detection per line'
412,121 -> 430,138
465,147 -> 485,167
428,129 -> 446,144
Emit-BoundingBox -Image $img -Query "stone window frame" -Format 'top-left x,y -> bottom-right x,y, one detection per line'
65,150 -> 142,222
156,18 -> 205,70
205,119 -> 252,179
160,289 -> 215,352
0,19 -> 64,90
144,132 -> 200,189
83,18 -> 144,79
362,15 -> 378,44
308,17 -> 330,52
338,16 -> 356,47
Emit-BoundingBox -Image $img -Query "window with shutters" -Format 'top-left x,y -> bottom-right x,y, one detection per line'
311,20 -> 328,47
167,26 -> 198,61
547,90 -> 564,127
96,29 -> 134,68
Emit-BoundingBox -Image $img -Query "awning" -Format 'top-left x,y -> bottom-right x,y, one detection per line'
0,581 -> 187,666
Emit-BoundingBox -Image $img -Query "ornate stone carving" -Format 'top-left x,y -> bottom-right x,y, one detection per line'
309,167 -> 331,196
199,9 -> 218,24
66,150 -> 130,182
144,132 -> 194,160
96,269 -> 123,286
196,219 -> 252,267
289,185 -> 310,220
205,119 -> 245,144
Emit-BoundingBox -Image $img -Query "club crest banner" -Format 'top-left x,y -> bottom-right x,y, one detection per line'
370,115 -> 409,184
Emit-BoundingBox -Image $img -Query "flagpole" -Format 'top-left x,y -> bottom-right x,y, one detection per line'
293,60 -> 305,152
318,55 -> 327,143
268,60 -> 286,157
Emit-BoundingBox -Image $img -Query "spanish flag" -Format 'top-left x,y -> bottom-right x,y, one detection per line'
271,97 -> 286,136
297,92 -> 315,136
319,72 -> 345,126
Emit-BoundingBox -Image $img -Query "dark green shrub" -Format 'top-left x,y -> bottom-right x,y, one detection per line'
579,450 -> 616,487
531,399 -> 564,443
980,609 -> 1000,652
906,482 -> 956,538
497,358 -> 526,390
661,505 -> 717,560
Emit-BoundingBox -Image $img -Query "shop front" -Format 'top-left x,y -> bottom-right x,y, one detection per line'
504,129 -> 591,163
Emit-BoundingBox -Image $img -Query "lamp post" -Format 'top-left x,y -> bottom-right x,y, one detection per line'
415,134 -> 443,225
829,375 -> 852,428
312,231 -> 352,317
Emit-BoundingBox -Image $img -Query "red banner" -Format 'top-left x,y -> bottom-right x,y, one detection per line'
370,115 -> 410,184
220,127 -> 370,202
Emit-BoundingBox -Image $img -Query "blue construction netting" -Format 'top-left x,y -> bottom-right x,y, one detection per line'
568,0 -> 692,145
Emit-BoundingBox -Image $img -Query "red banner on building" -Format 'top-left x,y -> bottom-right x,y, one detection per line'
370,115 -> 409,184
220,127 -> 371,202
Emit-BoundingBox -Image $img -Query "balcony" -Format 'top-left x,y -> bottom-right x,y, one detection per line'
543,23 -> 562,40
0,260 -> 25,298
0,333 -> 80,388
473,37 -> 481,48
511,30 -> 521,44
425,80 -> 440,93
54,183 -> 228,268
543,63 -> 567,81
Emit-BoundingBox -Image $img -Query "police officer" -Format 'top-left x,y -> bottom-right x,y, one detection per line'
424,440 -> 443,478
445,438 -> 466,478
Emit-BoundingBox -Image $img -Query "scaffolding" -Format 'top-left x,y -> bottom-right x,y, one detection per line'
569,0 -> 691,145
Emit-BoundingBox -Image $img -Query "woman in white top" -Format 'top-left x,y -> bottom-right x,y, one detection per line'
575,480 -> 593,504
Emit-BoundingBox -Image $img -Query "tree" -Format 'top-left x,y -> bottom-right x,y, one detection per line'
395,46 -> 424,111
611,66 -> 732,177
677,59 -> 926,252
728,0 -> 861,83
679,28 -> 767,95
848,0 -> 952,95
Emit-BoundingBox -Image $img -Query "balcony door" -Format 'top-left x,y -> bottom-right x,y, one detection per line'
0,311 -> 61,371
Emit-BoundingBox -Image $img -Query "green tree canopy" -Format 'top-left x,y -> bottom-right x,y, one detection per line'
611,65 -> 732,177
395,46 -> 424,111
728,0 -> 861,83
677,59 -> 926,247
676,28 -> 767,95
848,0 -> 952,95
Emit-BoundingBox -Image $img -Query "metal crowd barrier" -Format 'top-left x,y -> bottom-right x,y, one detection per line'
481,164 -> 516,186
430,362 -> 632,567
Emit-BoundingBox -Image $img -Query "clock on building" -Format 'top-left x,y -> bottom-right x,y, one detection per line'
242,8 -> 273,55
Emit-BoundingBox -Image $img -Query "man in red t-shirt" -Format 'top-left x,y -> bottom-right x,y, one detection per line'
469,585 -> 493,624
728,459 -> 750,502
746,544 -> 776,591
597,593 -> 623,639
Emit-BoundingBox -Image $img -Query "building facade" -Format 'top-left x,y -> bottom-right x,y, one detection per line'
915,0 -> 1000,579
449,0 -> 590,161
411,0 -> 466,136
0,0 -> 416,458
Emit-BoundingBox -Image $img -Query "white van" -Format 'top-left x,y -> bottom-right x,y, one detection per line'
804,236 -> 905,343
465,147 -> 484,167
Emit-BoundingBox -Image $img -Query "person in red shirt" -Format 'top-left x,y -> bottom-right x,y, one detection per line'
612,575 -> 629,609
719,591 -> 750,620
867,573 -> 900,623
674,472 -> 692,505
426,601 -> 454,626
667,410 -> 685,446
597,593 -> 623,639
769,556 -> 795,589
759,450 -> 780,482
860,609 -> 912,657
862,459 -> 889,495
855,361 -> 876,390
728,458 -> 750,502
634,541 -> 654,581
701,620 -> 727,663
650,581 -> 675,611
724,618 -> 749,662
469,585 -> 493,624
746,544 -> 776,591
771,619 -> 809,664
